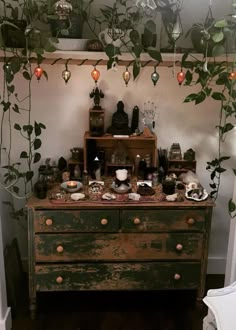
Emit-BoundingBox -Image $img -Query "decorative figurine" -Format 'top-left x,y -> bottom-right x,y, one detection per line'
90,86 -> 104,110
107,100 -> 132,135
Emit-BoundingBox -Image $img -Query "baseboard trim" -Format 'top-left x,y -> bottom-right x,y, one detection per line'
207,256 -> 226,274
0,307 -> 12,330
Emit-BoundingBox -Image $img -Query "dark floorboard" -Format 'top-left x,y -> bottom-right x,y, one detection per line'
11,274 -> 224,330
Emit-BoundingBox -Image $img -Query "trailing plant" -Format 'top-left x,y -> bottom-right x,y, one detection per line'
181,16 -> 236,213
0,0 -> 55,214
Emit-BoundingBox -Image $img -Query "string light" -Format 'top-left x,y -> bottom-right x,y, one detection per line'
34,65 -> 43,81
151,66 -> 159,86
177,70 -> 185,85
54,0 -> 72,20
122,67 -> 131,86
62,59 -> 72,84
91,66 -> 100,83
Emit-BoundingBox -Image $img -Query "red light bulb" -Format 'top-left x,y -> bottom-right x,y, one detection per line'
91,67 -> 100,83
177,70 -> 185,85
34,66 -> 43,81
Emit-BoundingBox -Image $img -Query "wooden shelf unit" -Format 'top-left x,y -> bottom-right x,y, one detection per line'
167,159 -> 196,176
83,132 -> 157,175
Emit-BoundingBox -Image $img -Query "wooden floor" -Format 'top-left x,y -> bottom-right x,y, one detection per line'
11,275 -> 224,330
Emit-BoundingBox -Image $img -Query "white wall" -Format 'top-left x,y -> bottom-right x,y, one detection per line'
1,0 -> 235,273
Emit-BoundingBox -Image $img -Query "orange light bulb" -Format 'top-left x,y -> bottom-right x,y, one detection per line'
122,67 -> 131,86
177,70 -> 185,85
229,71 -> 236,80
91,67 -> 100,83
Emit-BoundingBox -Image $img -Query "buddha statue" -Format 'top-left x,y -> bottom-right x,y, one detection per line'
107,101 -> 132,135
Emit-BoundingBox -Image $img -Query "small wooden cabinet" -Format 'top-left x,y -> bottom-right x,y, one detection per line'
27,193 -> 213,319
83,131 -> 157,176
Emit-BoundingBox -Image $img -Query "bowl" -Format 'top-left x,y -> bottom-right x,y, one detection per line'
49,38 -> 90,51
61,181 -> 83,193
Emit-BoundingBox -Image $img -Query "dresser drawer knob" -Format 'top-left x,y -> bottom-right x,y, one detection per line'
176,244 -> 183,251
56,245 -> 64,253
45,219 -> 53,226
187,218 -> 195,225
101,218 -> 108,225
133,218 -> 141,225
56,276 -> 63,284
174,273 -> 181,281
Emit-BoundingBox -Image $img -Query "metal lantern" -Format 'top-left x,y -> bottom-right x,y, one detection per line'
151,67 -> 159,86
34,65 -> 43,81
62,66 -> 71,84
177,70 -> 185,85
54,0 -> 73,20
122,67 -> 131,86
91,66 -> 100,83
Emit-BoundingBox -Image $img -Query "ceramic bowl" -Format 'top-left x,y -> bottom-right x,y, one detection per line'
61,181 -> 82,193
71,193 -> 85,201
49,38 -> 90,51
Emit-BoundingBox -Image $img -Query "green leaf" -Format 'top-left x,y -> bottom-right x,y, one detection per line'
7,85 -> 15,94
133,45 -> 142,58
20,151 -> 28,158
14,123 -> 21,131
26,171 -> 34,182
42,71 -> 48,80
222,123 -> 234,134
10,57 -> 21,74
33,152 -> 41,163
185,70 -> 193,85
228,199 -> 236,213
195,91 -> 206,105
211,92 -> 226,101
215,167 -> 226,173
133,61 -> 140,80
1,101 -> 11,112
145,20 -> 156,33
147,48 -> 162,62
184,93 -> 198,103
104,44 -> 121,58
212,31 -> 224,43
211,44 -> 225,57
23,71 -> 31,80
13,186 -> 19,195
34,123 -> 41,137
23,125 -> 33,136
219,156 -> 230,162
34,138 -> 42,150
129,30 -> 140,45
214,19 -> 228,28
39,123 -> 46,129
13,104 -> 20,113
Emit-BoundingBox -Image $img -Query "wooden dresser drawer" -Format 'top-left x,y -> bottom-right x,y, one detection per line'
121,209 -> 206,232
35,233 -> 203,262
34,210 -> 119,233
35,262 -> 201,291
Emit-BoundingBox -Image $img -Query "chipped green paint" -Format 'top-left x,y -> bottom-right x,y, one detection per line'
35,210 -> 119,233
121,209 -> 206,232
35,262 -> 201,291
35,233 -> 202,262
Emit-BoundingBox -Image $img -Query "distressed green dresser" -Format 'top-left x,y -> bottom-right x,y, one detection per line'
27,195 -> 213,318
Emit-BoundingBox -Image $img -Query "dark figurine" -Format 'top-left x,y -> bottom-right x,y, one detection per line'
90,87 -> 104,110
107,100 -> 132,135
131,105 -> 139,133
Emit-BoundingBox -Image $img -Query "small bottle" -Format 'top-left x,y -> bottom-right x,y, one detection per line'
34,175 -> 47,199
82,170 -> 89,186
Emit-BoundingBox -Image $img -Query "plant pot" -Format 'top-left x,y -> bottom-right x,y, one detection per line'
49,16 -> 84,39
2,19 -> 27,48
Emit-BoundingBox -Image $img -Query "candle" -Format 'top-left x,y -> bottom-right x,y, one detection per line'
67,181 -> 77,189
135,154 -> 141,176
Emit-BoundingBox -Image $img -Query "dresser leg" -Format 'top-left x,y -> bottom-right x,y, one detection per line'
29,297 -> 37,320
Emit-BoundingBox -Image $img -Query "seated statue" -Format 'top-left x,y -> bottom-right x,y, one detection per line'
107,101 -> 132,135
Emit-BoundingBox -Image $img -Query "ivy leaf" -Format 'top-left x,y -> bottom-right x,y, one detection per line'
212,31 -> 224,43
212,44 -> 225,57
222,123 -> 234,134
7,85 -> 15,94
33,152 -> 41,163
34,122 -> 41,136
185,70 -> 193,85
20,151 -> 28,158
13,104 -> 20,113
195,91 -> 206,105
1,101 -> 11,112
39,122 -> 46,129
34,138 -> 42,150
10,56 -> 21,74
133,45 -> 142,58
211,92 -> 226,101
219,156 -> 230,162
26,171 -> 34,182
42,71 -> 48,80
23,125 -> 33,136
14,123 -> 21,130
214,19 -> 228,28
23,71 -> 31,80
